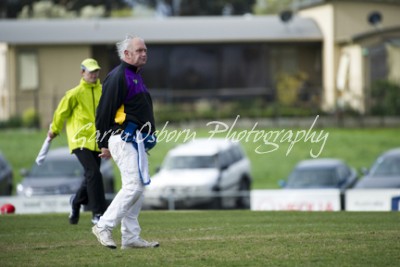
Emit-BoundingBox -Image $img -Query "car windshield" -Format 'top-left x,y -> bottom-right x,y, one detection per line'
29,159 -> 83,178
164,156 -> 217,170
370,156 -> 400,176
287,168 -> 337,188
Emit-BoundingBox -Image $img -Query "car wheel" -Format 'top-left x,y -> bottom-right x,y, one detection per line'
7,184 -> 12,196
211,195 -> 222,209
210,187 -> 222,209
236,178 -> 250,209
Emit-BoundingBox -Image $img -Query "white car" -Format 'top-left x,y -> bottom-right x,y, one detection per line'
145,138 -> 252,209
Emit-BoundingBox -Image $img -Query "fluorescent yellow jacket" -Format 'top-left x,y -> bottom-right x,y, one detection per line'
51,78 -> 102,153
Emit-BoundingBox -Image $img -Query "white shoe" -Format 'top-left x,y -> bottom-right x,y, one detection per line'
91,214 -> 102,225
121,238 -> 160,249
92,225 -> 117,249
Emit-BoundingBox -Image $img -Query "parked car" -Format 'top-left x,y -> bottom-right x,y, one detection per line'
17,147 -> 115,197
0,151 -> 13,196
144,138 -> 252,209
355,148 -> 400,188
280,158 -> 358,191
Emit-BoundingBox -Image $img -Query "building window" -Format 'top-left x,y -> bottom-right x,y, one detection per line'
144,44 -> 271,91
270,47 -> 298,80
18,51 -> 39,91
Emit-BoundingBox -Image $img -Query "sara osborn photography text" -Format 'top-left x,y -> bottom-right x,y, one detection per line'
73,115 -> 329,158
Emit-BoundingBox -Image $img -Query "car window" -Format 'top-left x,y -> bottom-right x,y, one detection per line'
230,145 -> 244,162
29,159 -> 83,178
370,156 -> 400,176
218,150 -> 235,169
337,165 -> 350,182
0,158 -> 5,170
287,168 -> 338,188
0,155 -> 8,171
164,156 -> 217,170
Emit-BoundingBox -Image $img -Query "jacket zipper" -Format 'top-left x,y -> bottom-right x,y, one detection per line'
91,86 -> 96,150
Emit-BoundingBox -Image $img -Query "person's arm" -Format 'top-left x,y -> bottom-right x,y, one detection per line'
49,91 -> 76,139
96,68 -> 125,150
47,131 -> 57,140
99,147 -> 112,159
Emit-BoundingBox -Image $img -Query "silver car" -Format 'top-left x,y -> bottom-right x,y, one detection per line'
0,151 -> 13,196
280,158 -> 358,191
17,147 -> 115,197
355,148 -> 400,188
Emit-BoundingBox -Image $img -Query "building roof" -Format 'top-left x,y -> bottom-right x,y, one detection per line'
351,25 -> 400,43
296,0 -> 400,10
0,15 -> 322,45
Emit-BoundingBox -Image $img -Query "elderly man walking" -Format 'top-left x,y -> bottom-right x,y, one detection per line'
93,36 -> 159,249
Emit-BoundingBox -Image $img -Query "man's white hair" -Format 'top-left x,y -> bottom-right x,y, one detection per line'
116,35 -> 143,60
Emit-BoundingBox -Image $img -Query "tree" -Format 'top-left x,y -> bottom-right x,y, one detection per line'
178,0 -> 255,16
370,80 -> 400,116
252,0 -> 294,15
1,0 -> 260,18
0,0 -> 127,18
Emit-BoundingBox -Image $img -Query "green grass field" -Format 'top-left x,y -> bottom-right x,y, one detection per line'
1,126 -> 399,266
0,211 -> 399,267
0,126 -> 399,191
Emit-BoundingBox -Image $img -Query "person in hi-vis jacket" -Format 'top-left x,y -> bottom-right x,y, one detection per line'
48,58 -> 107,225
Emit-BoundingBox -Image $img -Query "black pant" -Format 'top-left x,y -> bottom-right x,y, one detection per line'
72,148 -> 106,215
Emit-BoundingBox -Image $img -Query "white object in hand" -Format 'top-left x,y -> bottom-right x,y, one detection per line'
35,136 -> 52,165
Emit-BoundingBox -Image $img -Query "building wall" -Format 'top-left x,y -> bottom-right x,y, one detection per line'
299,4 -> 336,111
4,40 -> 322,127
39,45 -> 91,127
0,43 -> 8,121
300,1 -> 400,113
11,45 -> 91,128
387,44 -> 400,85
337,44 -> 364,113
7,46 -> 17,120
334,2 -> 400,42
354,28 -> 400,91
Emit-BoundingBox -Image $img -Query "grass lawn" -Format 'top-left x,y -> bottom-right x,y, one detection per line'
0,211 -> 399,267
0,125 -> 399,266
0,125 -> 399,191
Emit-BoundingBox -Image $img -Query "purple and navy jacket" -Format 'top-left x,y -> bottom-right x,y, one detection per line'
96,61 -> 155,149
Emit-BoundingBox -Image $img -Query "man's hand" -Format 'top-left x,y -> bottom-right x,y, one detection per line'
48,131 -> 57,141
99,148 -> 112,159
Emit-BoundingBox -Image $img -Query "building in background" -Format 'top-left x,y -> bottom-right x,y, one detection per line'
0,0 -> 399,127
0,15 -> 322,127
298,0 -> 400,113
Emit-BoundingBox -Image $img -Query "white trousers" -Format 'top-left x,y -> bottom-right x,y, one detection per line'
97,135 -> 144,245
